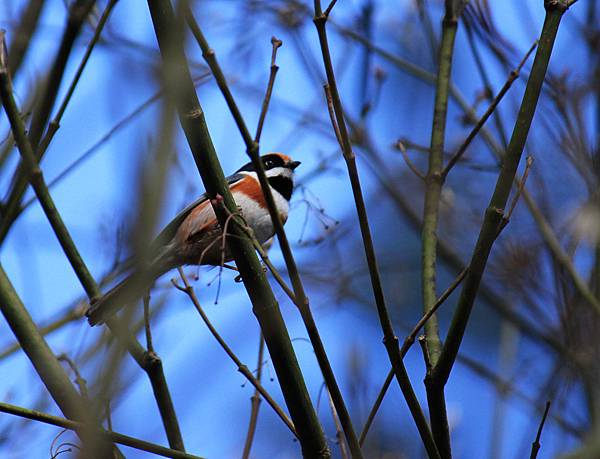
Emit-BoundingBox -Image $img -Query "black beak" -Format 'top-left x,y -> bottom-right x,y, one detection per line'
287,160 -> 301,170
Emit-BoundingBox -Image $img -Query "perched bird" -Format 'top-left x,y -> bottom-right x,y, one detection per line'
86,152 -> 300,325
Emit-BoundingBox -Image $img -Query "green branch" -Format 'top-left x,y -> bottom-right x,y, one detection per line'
147,1 -> 329,456
313,2 -> 439,458
184,9 -> 362,457
420,5 -> 462,456
0,266 -> 116,457
0,32 -> 185,452
0,0 -> 95,242
433,0 -> 571,386
0,401 -> 203,459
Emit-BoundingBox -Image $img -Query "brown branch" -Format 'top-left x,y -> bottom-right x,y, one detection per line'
143,293 -> 155,353
323,84 -> 343,146
254,37 -> 282,143
394,140 -> 425,180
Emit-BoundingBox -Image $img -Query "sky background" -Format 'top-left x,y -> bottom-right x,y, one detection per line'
0,0 -> 595,458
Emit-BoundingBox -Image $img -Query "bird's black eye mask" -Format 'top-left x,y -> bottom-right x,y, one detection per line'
236,154 -> 286,173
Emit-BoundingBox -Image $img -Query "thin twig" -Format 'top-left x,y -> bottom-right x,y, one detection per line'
359,267 -> 468,446
394,140 -> 425,180
323,84 -> 343,147
219,205 -> 297,303
255,37 -> 282,143
241,334 -> 266,459
0,402 -> 203,459
58,354 -> 89,400
498,155 -> 534,234
529,401 -> 551,459
327,387 -> 350,459
143,293 -> 154,353
314,3 -> 439,458
419,336 -> 431,371
0,305 -> 85,360
173,268 -> 297,437
37,0 -> 119,158
323,0 -> 339,18
442,40 -> 538,177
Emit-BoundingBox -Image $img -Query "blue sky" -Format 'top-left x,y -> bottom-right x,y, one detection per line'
0,1 -> 592,458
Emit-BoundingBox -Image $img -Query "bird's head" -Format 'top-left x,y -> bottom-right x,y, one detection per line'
236,153 -> 301,200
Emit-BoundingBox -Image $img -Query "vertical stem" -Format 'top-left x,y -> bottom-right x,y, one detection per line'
313,3 -> 439,458
184,15 -> 362,454
421,7 -> 459,457
422,13 -> 457,367
434,2 -> 569,384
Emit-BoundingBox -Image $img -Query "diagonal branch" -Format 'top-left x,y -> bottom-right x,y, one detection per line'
359,267 -> 468,446
0,401 -> 202,459
442,40 -> 538,177
173,269 -> 297,437
433,0 -> 572,386
0,0 -> 96,243
0,266 -> 116,457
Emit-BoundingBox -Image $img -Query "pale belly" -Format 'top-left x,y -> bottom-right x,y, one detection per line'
234,190 -> 289,243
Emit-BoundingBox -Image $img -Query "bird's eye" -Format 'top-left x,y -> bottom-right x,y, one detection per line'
264,159 -> 275,168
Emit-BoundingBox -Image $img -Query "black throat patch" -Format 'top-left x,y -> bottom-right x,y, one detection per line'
268,175 -> 293,201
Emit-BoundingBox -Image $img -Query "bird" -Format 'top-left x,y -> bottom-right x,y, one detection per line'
86,152 -> 301,326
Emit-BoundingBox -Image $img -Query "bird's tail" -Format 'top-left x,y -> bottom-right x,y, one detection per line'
86,263 -> 168,326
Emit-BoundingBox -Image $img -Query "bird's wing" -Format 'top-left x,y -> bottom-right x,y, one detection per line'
150,172 -> 247,252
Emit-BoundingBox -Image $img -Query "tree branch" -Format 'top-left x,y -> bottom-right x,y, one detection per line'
148,2 -> 329,456
0,31 -> 185,452
433,1 -> 571,386
0,401 -> 203,459
184,7 -> 363,456
313,3 -> 439,458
